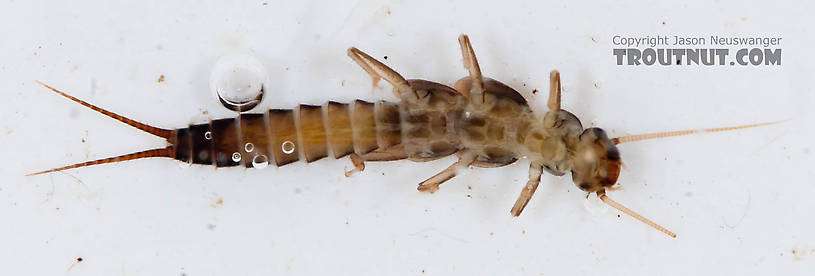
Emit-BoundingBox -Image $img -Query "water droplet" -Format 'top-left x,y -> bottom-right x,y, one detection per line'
252,155 -> 268,169
210,54 -> 267,112
244,142 -> 254,152
281,141 -> 295,154
231,152 -> 241,162
204,131 -> 212,140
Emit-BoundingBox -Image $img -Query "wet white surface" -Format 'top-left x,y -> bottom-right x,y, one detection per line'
0,1 -> 813,275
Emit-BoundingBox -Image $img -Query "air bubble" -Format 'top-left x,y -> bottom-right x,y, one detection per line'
244,142 -> 255,152
204,131 -> 212,140
210,54 -> 267,112
281,141 -> 295,154
252,155 -> 269,169
232,152 -> 242,162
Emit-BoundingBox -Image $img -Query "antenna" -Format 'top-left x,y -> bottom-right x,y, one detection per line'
597,191 -> 677,238
611,120 -> 788,145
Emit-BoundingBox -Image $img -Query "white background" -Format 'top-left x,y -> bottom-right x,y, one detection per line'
1,1 -> 813,275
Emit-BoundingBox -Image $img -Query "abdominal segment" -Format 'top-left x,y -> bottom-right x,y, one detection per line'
177,100 -> 416,168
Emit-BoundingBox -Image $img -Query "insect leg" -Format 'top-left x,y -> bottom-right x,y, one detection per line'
344,153 -> 365,177
417,150 -> 476,193
509,163 -> 544,217
361,144 -> 407,161
548,70 -> 561,111
457,34 -> 485,103
347,47 -> 417,100
344,145 -> 407,177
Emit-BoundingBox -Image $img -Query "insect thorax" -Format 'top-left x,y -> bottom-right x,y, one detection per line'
398,78 -> 585,171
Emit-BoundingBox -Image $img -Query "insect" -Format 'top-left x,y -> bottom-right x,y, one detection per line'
30,34 -> 783,238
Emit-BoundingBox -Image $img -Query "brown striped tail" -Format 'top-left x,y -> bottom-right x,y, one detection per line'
35,81 -> 174,139
27,82 -> 176,176
26,147 -> 173,176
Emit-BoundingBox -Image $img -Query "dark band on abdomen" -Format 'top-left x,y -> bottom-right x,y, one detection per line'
240,113 -> 271,168
174,127 -> 192,163
352,100 -> 378,154
269,109 -> 299,166
325,101 -> 354,158
190,123 -> 213,165
298,104 -> 328,162
211,118 -> 242,167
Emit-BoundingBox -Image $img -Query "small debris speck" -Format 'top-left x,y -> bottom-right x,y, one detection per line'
77,257 -> 83,262
532,89 -> 538,95
157,74 -> 165,83
211,198 -> 223,208
384,56 -> 388,60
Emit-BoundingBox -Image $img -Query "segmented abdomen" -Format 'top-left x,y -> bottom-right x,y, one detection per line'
173,100 -> 404,168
